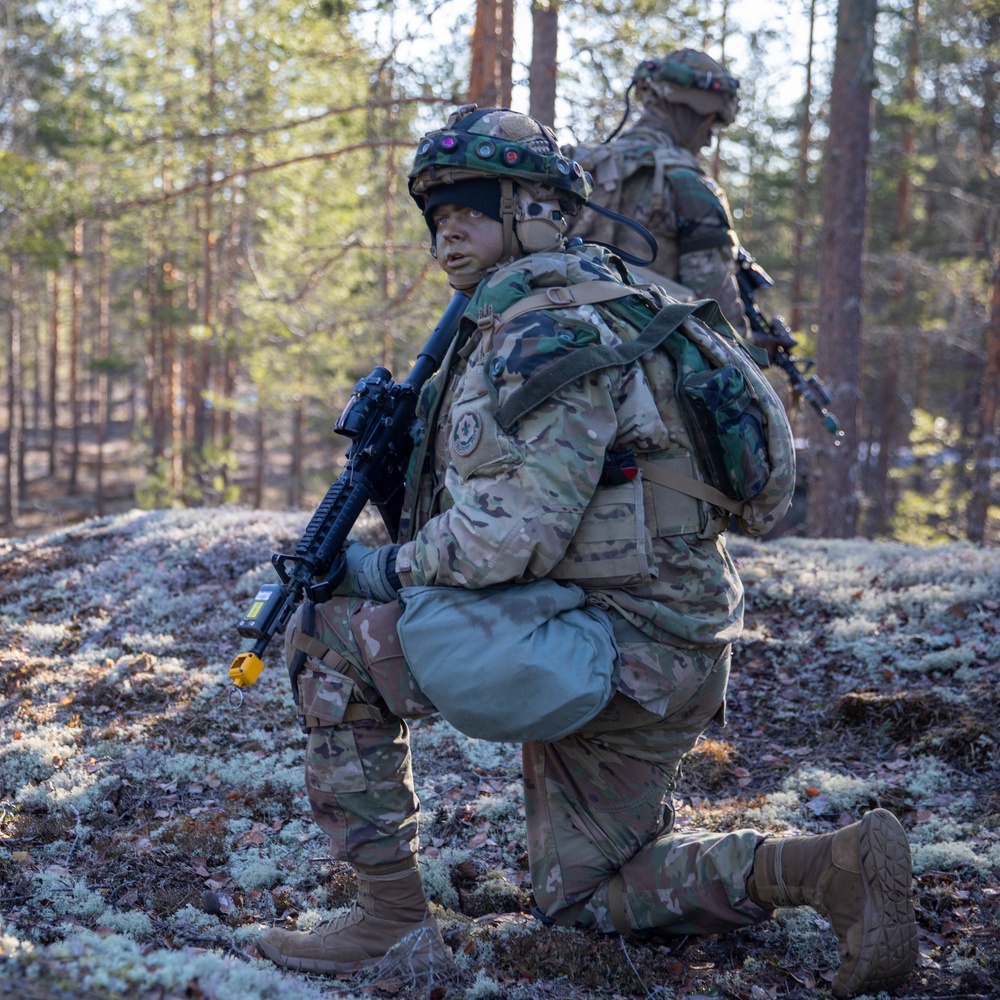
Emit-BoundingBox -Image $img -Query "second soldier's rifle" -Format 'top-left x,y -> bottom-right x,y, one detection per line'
736,247 -> 843,441
227,290 -> 470,693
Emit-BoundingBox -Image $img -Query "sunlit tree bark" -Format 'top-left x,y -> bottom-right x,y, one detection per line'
966,8 -> 1000,542
468,0 -> 513,108
529,0 -> 558,127
807,0 -> 877,538
46,270 -> 59,477
3,258 -> 23,526
967,249 -> 1000,543
68,218 -> 83,495
873,0 -> 921,535
789,0 -> 817,335
96,220 -> 110,516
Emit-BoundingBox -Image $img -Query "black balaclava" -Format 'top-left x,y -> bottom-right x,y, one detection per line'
422,178 -> 502,241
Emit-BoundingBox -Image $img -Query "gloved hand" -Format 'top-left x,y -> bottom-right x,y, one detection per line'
333,541 -> 402,603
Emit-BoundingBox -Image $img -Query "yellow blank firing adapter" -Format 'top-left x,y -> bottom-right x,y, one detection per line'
229,651 -> 265,688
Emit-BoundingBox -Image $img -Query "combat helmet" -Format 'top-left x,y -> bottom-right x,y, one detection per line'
409,105 -> 592,267
634,49 -> 739,125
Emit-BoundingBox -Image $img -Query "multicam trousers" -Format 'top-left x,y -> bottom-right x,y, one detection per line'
285,594 -> 767,936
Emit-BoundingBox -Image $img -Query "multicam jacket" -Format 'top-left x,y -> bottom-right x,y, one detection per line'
393,245 -> 744,676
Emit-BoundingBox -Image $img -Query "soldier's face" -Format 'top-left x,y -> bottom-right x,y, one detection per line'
431,204 -> 506,281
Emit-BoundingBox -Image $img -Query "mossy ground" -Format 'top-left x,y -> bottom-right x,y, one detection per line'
2,512 -> 998,998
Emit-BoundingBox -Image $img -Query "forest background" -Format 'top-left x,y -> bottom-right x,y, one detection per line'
2,5 -> 1000,1000
1,0 -> 998,546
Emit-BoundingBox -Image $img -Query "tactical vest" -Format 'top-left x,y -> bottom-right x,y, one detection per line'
480,280 -> 728,589
564,127 -> 734,295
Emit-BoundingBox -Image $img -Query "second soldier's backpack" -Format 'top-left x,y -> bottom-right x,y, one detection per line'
563,130 -> 712,291
563,131 -> 700,242
487,282 -> 796,538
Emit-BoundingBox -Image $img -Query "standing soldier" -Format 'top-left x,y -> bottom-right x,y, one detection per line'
565,49 -> 752,339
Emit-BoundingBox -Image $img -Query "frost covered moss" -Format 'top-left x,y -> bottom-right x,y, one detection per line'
96,908 -> 154,938
229,852 -> 282,890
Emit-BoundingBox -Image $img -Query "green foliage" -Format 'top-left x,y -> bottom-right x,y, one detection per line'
889,409 -> 969,544
135,458 -> 176,511
2,0 -> 998,537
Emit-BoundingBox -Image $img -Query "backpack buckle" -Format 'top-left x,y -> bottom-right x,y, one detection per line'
544,287 -> 576,306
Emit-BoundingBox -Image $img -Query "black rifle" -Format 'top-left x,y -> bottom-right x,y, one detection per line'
228,290 -> 470,690
736,247 -> 843,440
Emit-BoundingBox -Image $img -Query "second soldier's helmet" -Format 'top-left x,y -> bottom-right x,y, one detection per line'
633,48 -> 740,125
408,105 -> 592,258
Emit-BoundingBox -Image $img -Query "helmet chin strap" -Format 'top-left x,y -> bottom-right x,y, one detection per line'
499,178 -> 517,262
447,272 -> 486,291
689,115 -> 717,152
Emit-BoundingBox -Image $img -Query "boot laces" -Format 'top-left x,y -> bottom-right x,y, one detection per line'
312,900 -> 366,933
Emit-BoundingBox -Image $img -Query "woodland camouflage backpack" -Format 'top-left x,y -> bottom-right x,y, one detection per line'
485,262 -> 797,538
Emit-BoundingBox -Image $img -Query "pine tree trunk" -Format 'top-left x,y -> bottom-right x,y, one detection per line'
967,249 -> 1000,543
252,401 -> 265,509
47,270 -> 59,478
147,238 -> 162,463
873,0 -> 920,535
68,219 -> 83,495
498,0 -> 514,107
789,0 -> 817,334
96,221 -> 110,517
469,0 -> 499,107
806,0 -> 877,538
3,258 -> 23,527
528,0 -> 559,127
288,394 -> 304,509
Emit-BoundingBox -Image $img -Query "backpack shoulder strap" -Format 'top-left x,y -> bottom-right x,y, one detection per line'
493,297 -> 702,432
490,281 -> 641,329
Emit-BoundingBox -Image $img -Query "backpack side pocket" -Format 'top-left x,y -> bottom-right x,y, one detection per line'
680,365 -> 771,503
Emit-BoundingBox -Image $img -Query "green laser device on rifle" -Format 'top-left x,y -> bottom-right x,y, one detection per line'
228,291 -> 470,691
736,247 -> 844,441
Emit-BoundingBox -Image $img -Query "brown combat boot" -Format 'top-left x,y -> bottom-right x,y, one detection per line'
746,808 -> 917,998
258,857 -> 453,976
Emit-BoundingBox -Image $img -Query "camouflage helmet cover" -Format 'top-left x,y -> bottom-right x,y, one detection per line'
634,48 -> 740,124
408,105 -> 592,212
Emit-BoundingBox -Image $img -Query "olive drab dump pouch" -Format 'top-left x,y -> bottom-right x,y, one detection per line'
488,290 -> 796,538
396,579 -> 620,743
681,366 -> 769,500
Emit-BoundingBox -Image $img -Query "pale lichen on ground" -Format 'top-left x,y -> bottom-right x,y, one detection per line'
1,510 -> 998,998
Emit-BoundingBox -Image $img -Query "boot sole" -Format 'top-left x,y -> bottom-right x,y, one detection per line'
258,934 -> 377,974
258,923 -> 454,977
834,807 -> 918,998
